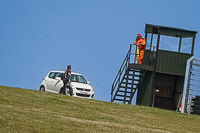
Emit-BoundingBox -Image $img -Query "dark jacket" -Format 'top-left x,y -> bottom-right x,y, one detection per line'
63,70 -> 71,83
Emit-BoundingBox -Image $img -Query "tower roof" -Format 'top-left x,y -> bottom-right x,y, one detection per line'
145,24 -> 197,38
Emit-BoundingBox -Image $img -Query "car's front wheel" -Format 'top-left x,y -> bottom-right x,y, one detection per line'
40,86 -> 45,91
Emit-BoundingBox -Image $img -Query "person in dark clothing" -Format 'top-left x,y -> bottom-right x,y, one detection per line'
59,65 -> 73,96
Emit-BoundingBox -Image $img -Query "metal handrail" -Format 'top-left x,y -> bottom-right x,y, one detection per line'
111,44 -> 155,100
111,47 -> 131,95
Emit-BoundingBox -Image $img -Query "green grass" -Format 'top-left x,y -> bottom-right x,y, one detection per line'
1,85 -> 200,133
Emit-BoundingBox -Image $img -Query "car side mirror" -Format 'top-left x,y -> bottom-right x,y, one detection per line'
55,77 -> 61,81
87,81 -> 90,84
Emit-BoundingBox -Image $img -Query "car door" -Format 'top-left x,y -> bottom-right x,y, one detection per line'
53,72 -> 63,93
46,72 -> 56,91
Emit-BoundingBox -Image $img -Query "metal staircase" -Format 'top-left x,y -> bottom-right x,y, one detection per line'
111,44 -> 155,104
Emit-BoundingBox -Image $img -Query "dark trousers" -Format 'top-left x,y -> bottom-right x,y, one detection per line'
59,81 -> 73,96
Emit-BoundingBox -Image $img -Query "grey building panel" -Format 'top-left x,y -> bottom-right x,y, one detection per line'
174,76 -> 184,108
175,76 -> 184,92
156,50 -> 192,76
136,71 -> 154,106
155,74 -> 175,88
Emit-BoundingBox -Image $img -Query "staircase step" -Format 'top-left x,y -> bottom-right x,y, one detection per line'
123,78 -> 134,80
122,79 -> 140,83
119,86 -> 132,89
117,90 -> 125,93
128,64 -> 154,71
113,98 -> 130,102
118,88 -> 137,92
118,90 -> 131,93
126,73 -> 134,76
121,82 -> 139,85
127,69 -> 145,72
121,82 -> 132,84
134,75 -> 143,77
116,94 -> 131,98
120,84 -> 138,88
135,70 -> 144,73
123,75 -> 142,81
126,73 -> 143,77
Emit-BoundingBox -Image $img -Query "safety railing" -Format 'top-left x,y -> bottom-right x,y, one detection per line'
111,44 -> 155,100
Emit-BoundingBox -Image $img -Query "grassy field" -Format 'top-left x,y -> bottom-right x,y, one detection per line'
0,86 -> 200,133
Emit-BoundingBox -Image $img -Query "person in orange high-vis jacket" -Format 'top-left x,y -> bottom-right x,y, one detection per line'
134,34 -> 146,64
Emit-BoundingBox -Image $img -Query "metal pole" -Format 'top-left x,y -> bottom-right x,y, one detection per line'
129,44 -> 132,63
145,33 -> 147,42
181,56 -> 195,113
150,33 -> 153,51
149,33 -> 154,65
151,47 -> 155,66
178,35 -> 182,52
134,44 -> 137,64
151,28 -> 161,107
191,37 -> 195,54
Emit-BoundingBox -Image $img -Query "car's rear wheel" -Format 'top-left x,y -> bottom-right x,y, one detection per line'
40,86 -> 45,91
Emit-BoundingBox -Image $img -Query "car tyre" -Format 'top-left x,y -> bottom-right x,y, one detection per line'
40,86 -> 45,91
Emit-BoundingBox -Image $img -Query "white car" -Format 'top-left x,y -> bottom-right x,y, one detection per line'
39,70 -> 95,99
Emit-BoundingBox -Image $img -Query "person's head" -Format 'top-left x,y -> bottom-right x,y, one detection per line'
67,65 -> 72,70
136,34 -> 142,39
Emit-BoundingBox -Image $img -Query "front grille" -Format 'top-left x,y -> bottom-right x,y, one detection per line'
76,88 -> 90,92
76,93 -> 90,97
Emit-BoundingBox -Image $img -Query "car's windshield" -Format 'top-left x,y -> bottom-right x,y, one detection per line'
71,74 -> 87,83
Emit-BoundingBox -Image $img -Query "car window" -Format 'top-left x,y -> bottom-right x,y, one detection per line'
48,72 -> 56,79
55,73 -> 63,78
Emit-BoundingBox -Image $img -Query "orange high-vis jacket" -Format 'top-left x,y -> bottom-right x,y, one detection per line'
134,37 -> 146,49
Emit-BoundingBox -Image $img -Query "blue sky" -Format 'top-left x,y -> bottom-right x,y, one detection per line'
1,0 -> 200,103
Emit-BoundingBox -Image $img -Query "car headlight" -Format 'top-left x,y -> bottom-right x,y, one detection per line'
70,84 -> 76,89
